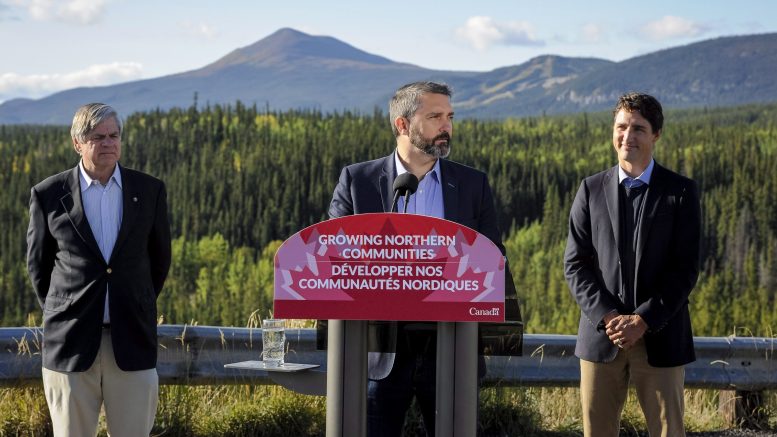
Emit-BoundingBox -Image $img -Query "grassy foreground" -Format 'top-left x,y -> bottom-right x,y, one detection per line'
2,384 -> 772,436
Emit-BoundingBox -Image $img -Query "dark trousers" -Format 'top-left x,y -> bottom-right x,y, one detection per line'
368,329 -> 436,437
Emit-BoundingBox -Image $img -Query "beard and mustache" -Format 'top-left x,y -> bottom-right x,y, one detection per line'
409,125 -> 451,159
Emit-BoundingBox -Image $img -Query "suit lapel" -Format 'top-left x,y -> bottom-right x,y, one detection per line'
379,154 -> 396,213
440,160 -> 459,222
603,166 -> 621,258
110,166 -> 139,264
61,166 -> 103,260
378,153 -> 400,365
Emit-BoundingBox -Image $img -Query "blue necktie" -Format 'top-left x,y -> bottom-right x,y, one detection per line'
623,177 -> 645,189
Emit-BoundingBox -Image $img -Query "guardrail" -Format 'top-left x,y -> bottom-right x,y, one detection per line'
2,325 -> 776,390
3,325 -> 775,427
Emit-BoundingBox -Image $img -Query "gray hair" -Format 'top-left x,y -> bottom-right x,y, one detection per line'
70,103 -> 122,143
389,81 -> 452,137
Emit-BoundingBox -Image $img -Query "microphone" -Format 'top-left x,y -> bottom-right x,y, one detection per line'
390,173 -> 419,213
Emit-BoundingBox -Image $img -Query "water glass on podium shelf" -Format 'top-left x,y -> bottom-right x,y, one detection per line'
262,319 -> 286,367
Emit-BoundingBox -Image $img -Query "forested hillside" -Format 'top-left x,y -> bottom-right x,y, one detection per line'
1,103 -> 775,336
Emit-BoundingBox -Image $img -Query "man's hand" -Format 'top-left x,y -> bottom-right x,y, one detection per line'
602,310 -> 618,326
606,314 -> 648,349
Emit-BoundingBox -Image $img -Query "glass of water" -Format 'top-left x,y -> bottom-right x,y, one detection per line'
262,319 -> 286,367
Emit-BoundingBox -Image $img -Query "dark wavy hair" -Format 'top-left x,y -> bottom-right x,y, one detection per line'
613,92 -> 663,133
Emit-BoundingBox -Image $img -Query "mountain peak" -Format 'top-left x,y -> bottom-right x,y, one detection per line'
257,27 -> 318,48
206,27 -> 396,70
269,27 -> 307,37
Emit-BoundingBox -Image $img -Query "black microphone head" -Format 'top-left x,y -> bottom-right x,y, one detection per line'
393,173 -> 419,195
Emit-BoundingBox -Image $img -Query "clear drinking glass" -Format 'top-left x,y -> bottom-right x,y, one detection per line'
261,319 -> 286,367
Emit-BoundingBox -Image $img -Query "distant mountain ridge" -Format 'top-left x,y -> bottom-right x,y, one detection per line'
549,33 -> 777,112
452,55 -> 614,116
2,28 -> 776,124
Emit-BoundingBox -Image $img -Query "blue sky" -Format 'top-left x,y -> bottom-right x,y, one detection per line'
0,0 -> 774,103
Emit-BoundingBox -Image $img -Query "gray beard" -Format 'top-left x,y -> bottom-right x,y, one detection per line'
410,130 -> 451,159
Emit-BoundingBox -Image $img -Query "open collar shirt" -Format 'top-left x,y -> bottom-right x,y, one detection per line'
394,151 -> 444,219
79,161 -> 123,324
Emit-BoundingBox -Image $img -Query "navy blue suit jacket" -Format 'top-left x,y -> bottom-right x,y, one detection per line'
27,164 -> 171,372
564,162 -> 701,367
329,152 -> 518,379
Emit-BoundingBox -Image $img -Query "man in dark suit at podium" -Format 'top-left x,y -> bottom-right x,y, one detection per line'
329,81 -> 518,436
564,92 -> 701,436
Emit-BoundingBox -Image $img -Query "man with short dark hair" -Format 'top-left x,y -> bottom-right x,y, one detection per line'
27,103 -> 171,436
564,92 -> 701,436
329,81 -> 519,436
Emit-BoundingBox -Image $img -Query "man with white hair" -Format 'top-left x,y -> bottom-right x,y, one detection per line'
27,103 -> 171,436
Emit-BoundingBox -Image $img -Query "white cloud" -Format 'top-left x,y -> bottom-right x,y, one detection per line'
455,16 -> 543,51
581,23 -> 604,43
641,16 -> 706,41
179,21 -> 219,39
0,62 -> 143,102
58,0 -> 104,24
8,0 -> 106,24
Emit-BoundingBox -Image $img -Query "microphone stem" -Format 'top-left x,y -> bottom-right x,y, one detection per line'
390,191 -> 401,213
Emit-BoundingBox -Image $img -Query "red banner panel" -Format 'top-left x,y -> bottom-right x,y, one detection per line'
274,213 -> 506,322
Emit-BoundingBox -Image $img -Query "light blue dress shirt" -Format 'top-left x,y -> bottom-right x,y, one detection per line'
79,161 -> 123,324
395,151 -> 444,219
618,158 -> 655,188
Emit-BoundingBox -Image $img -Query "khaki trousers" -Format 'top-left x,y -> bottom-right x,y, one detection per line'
579,338 -> 685,437
42,329 -> 158,437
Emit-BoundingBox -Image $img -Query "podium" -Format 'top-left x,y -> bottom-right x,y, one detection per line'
274,213 -> 511,437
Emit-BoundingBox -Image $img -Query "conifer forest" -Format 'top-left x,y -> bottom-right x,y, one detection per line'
1,102 -> 776,338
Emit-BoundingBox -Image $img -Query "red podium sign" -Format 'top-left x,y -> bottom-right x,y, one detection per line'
274,213 -> 506,322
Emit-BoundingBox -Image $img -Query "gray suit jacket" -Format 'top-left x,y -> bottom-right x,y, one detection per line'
27,164 -> 171,372
564,162 -> 701,367
328,153 -> 518,379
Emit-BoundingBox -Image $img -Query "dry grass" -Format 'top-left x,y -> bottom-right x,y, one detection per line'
518,386 -> 731,434
0,386 -> 52,436
1,376 -> 772,436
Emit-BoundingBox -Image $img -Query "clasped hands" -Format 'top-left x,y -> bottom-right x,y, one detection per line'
604,312 -> 648,350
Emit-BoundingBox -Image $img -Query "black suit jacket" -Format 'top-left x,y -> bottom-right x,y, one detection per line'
564,162 -> 701,367
328,152 -> 518,379
27,164 -> 171,372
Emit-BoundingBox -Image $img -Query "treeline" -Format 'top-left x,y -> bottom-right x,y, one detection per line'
1,103 -> 776,336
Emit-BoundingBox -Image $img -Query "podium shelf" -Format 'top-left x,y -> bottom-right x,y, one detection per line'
224,360 -> 320,373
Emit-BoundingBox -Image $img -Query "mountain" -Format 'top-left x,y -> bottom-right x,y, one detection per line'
0,29 -> 434,124
1,29 -> 777,124
453,33 -> 777,118
0,28 -> 436,124
451,55 -> 614,117
203,27 -> 398,69
549,33 -> 777,113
